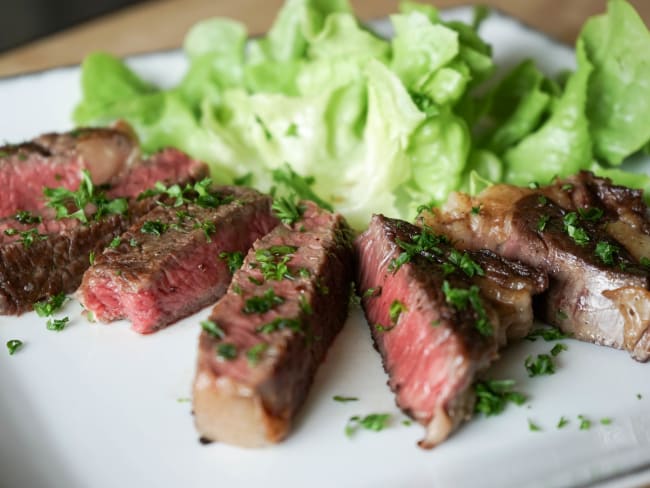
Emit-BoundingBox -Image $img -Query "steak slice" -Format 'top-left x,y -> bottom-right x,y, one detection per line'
0,149 -> 208,315
0,125 -> 138,218
420,175 -> 650,361
79,187 -> 278,333
193,202 -> 354,447
355,215 -> 546,448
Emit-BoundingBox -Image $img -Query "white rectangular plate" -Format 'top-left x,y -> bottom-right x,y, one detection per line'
1,8 -> 649,488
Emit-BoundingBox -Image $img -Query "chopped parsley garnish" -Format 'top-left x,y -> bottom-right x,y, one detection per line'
525,353 -> 556,377
255,246 -> 297,281
389,300 -> 407,323
14,210 -> 42,224
249,276 -> 263,286
537,195 -> 548,205
640,257 -> 650,268
298,268 -> 311,278
557,416 -> 569,429
448,250 -> 485,277
595,241 -> 618,265
139,178 -> 232,209
563,212 -> 589,246
219,251 -> 244,274
471,205 -> 481,215
561,183 -> 574,192
141,220 -> 168,236
600,417 -> 612,425
402,420 -> 413,426
272,195 -> 305,225
194,220 -> 216,242
46,316 -> 70,331
363,287 -> 379,298
299,294 -> 313,315
6,339 -> 23,355
271,163 -> 333,211
474,379 -> 526,416
550,343 -> 568,356
34,292 -> 67,317
525,326 -> 569,342
578,207 -> 604,221
333,395 -> 359,403
129,238 -> 138,247
246,343 -> 268,366
528,181 -> 540,189
109,236 -> 121,248
374,323 -> 396,333
536,214 -> 550,232
44,169 -> 127,223
89,251 -> 95,265
442,281 -> 492,336
389,228 -> 447,272
256,317 -> 302,334
201,320 -> 225,339
243,289 -> 284,314
528,419 -> 542,432
216,343 -> 237,361
4,228 -> 48,248
578,415 -> 591,430
345,413 -> 391,437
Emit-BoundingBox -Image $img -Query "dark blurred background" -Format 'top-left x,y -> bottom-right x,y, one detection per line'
0,0 -> 147,52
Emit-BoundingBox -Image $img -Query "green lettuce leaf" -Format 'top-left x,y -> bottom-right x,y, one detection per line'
504,40 -> 593,185
581,0 -> 650,164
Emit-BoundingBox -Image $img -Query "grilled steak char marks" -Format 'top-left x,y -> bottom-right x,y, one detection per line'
193,202 -> 354,447
420,174 -> 650,361
79,187 -> 279,333
355,215 -> 545,448
0,149 -> 208,315
0,126 -> 138,218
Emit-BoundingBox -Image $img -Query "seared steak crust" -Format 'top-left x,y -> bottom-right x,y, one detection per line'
193,202 -> 354,447
79,187 -> 278,333
0,126 -> 138,218
420,173 -> 650,361
355,215 -> 545,448
0,149 -> 208,315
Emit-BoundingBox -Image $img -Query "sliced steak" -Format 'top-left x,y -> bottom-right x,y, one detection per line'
420,176 -> 650,361
0,125 -> 138,218
193,202 -> 354,447
0,149 -> 208,315
79,187 -> 278,333
355,215 -> 545,448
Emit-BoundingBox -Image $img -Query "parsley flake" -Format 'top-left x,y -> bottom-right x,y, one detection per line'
141,220 -> 168,236
550,343 -> 568,357
578,415 -> 591,430
14,210 -> 42,224
272,196 -> 305,225
563,212 -> 589,246
557,416 -> 569,429
525,353 -> 556,377
243,289 -> 284,314
46,316 -> 70,331
6,339 -> 23,355
4,228 -> 48,248
389,300 -> 407,323
219,251 -> 244,274
201,320 -> 225,339
345,413 -> 391,437
109,236 -> 121,248
442,281 -> 492,336
595,241 -> 618,265
333,395 -> 359,403
525,326 -> 569,342
528,419 -> 542,432
537,214 -> 550,232
474,379 -> 526,416
34,292 -> 67,317
216,343 -> 237,361
256,317 -> 302,334
246,343 -> 268,366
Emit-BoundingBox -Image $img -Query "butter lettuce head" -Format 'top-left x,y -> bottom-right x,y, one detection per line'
74,0 -> 650,229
